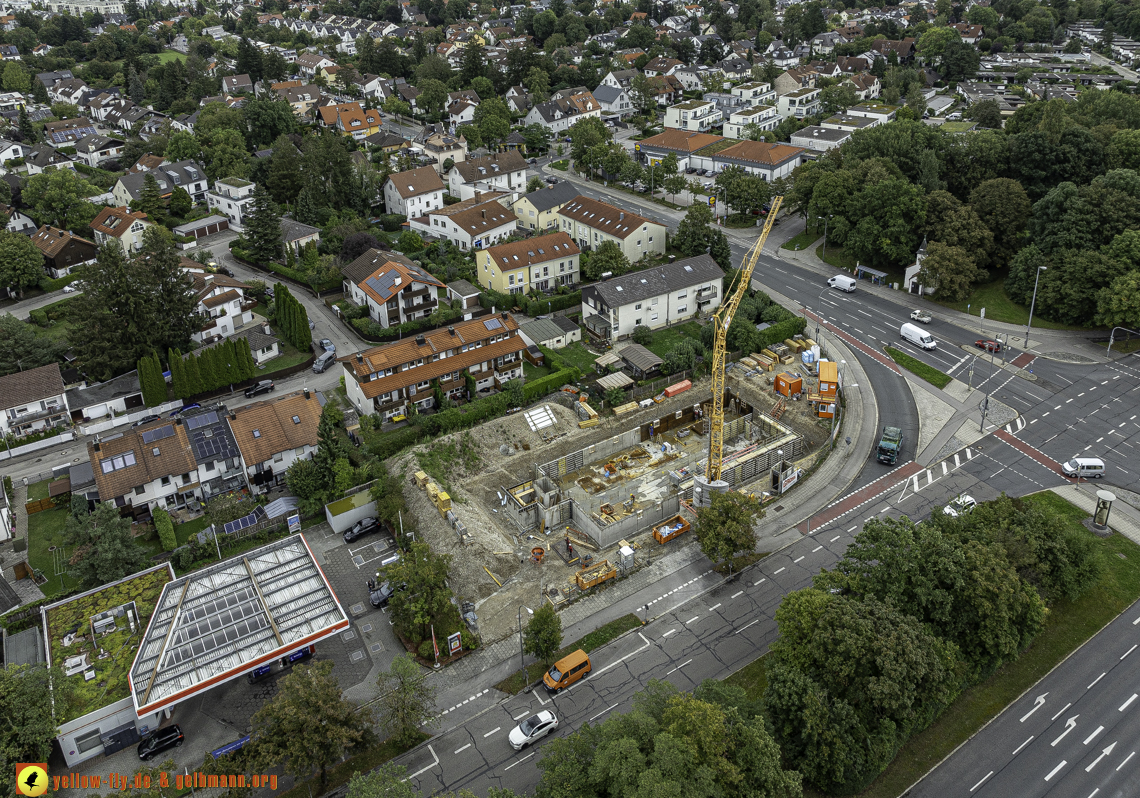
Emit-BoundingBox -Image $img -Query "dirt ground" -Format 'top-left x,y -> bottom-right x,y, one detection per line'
387,370 -> 832,644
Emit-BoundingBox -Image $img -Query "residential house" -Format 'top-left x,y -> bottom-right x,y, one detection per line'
643,56 -> 684,76
48,77 -> 88,105
0,363 -> 70,439
1,204 -> 36,235
280,218 -> 321,257
732,81 -> 777,105
519,316 -> 581,349
673,64 -> 724,91
319,102 -> 383,139
90,206 -> 152,252
592,84 -> 634,118
871,37 -> 916,63
342,249 -> 446,326
25,144 -> 76,175
774,66 -> 818,96
445,278 -> 482,320
777,86 -> 821,119
711,140 -> 804,181
716,57 -> 753,80
448,151 -> 527,201
230,389 -> 324,493
111,160 -> 209,205
274,83 -> 323,117
296,52 -> 336,77
790,125 -> 851,152
581,254 -> 724,342
73,134 -> 125,168
229,325 -> 281,366
951,23 -> 984,44
844,73 -> 881,100
664,99 -> 723,132
383,165 -> 446,216
601,69 -> 641,90
30,226 -> 98,278
723,105 -> 779,137
845,102 -> 898,124
448,98 -> 478,127
645,74 -> 685,106
504,85 -> 532,114
206,178 -> 256,230
821,113 -> 879,134
0,138 -> 27,163
475,231 -> 581,294
189,271 -> 254,343
64,370 -> 145,425
43,117 -> 98,144
419,127 -> 467,174
221,73 -> 254,93
523,89 -> 602,134
510,180 -> 579,231
412,195 -> 517,250
342,311 -> 527,419
558,196 -> 666,262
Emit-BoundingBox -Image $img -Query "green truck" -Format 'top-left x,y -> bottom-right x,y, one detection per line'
877,427 -> 904,464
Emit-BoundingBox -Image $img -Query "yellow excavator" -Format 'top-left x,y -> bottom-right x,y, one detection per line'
694,196 -> 783,507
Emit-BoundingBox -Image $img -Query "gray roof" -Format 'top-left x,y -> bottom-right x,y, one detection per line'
172,214 -> 229,234
522,180 -> 579,213
265,495 -> 301,519
65,370 -> 142,411
592,84 -> 626,104
446,278 -> 480,298
590,254 -> 724,309
552,315 -> 579,334
69,460 -> 96,492
620,343 -> 664,372
342,248 -> 419,285
74,133 -> 124,154
230,326 -> 280,355
520,318 -> 568,344
3,625 -> 45,666
280,217 -> 320,242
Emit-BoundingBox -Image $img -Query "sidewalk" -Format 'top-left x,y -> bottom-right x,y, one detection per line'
0,481 -> 47,606
1050,483 -> 1140,546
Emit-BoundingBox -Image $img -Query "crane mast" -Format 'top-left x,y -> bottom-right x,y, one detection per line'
698,196 -> 783,504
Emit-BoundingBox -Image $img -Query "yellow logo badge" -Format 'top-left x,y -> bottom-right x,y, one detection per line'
16,764 -> 49,797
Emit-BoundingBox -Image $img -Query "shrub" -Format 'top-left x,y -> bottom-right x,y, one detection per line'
631,325 -> 653,345
375,214 -> 404,232
153,507 -> 177,552
524,367 -> 580,403
38,273 -> 79,292
417,640 -> 435,659
28,309 -> 48,327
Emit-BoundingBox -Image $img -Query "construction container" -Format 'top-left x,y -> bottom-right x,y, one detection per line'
576,560 -> 617,590
414,471 -> 429,487
664,380 -> 691,398
774,372 -> 803,397
652,514 -> 691,544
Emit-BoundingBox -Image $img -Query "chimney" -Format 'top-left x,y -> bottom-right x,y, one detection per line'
501,311 -> 508,320
416,334 -> 425,345
263,322 -> 272,334
619,212 -> 624,221
448,326 -> 455,335
481,209 -> 486,219
356,352 -> 363,363
304,388 -> 311,399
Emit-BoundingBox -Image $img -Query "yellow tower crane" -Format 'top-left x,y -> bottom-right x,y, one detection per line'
696,196 -> 783,506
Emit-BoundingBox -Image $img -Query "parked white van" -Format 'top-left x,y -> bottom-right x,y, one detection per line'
900,322 -> 937,350
828,275 -> 856,293
1062,457 -> 1105,478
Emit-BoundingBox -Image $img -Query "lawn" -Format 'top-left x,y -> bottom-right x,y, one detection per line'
495,613 -> 643,694
557,341 -> 600,373
26,505 -> 83,597
1099,336 -> 1140,353
260,338 -> 314,374
27,479 -> 51,501
156,51 -> 187,63
885,346 -> 952,389
524,361 -> 552,381
816,242 -> 864,275
928,277 -> 1089,331
780,228 -> 822,252
804,493 -> 1140,798
550,159 -> 569,171
174,515 -> 211,547
641,321 -> 704,359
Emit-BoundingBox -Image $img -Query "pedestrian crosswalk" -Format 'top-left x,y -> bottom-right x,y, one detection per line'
900,447 -> 979,497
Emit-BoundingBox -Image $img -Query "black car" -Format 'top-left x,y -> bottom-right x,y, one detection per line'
368,579 -> 407,607
220,266 -> 235,277
244,380 -> 275,398
545,176 -> 557,184
344,517 -> 380,543
132,414 -> 161,427
685,167 -> 696,174
138,725 -> 184,761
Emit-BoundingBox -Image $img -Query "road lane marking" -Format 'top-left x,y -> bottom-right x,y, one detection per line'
1052,716 -> 1078,746
831,535 -> 841,542
1013,737 -> 1034,755
590,703 -> 620,722
503,753 -> 535,771
1123,644 -> 1138,660
736,619 -> 760,634
813,545 -> 823,552
794,556 -> 805,563
1089,673 -> 1106,689
665,659 -> 693,675
663,629 -> 677,637
970,771 -> 993,791
685,615 -> 699,624
484,727 -> 501,738
774,567 -> 785,574
1120,694 -> 1138,712
708,603 -> 722,611
455,744 -> 471,754
731,591 -> 744,598
847,525 -> 857,532
1083,725 -> 1104,745
1117,751 -> 1135,771
754,578 -> 766,585
403,745 -> 439,782
1044,761 -> 1067,781
513,711 -> 530,720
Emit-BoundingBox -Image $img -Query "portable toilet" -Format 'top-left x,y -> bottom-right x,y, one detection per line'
774,372 -> 803,398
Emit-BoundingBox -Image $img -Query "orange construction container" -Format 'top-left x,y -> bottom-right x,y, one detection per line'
663,380 -> 692,398
774,372 -> 803,397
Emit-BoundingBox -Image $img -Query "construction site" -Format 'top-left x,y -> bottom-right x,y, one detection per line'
386,200 -> 843,644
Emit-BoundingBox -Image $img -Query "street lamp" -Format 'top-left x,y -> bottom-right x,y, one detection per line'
819,214 -> 833,261
517,605 -> 533,673
1024,265 -> 1047,351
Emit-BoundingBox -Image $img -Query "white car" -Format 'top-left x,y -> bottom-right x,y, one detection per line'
508,710 -> 558,750
62,284 -> 77,293
943,495 -> 977,517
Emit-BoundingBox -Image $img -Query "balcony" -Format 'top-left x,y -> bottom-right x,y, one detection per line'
695,286 -> 718,300
403,298 -> 438,315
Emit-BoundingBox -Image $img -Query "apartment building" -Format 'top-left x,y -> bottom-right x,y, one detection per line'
475,232 -> 581,294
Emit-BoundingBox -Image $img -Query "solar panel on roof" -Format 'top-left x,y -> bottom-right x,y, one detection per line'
142,425 -> 175,443
484,318 -> 503,330
185,411 -> 219,431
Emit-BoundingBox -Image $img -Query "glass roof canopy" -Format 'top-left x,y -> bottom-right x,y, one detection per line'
129,534 -> 348,717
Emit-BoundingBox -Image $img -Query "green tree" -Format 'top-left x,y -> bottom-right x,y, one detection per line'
417,78 -> 449,119
266,134 -> 303,204
917,241 -> 983,301
168,185 -> 192,218
17,104 -> 35,141
23,169 -> 99,229
969,178 -> 1031,264
201,128 -> 251,181
245,183 -> 283,264
134,171 -> 165,219
346,765 -> 418,798
525,65 -> 550,101
127,64 -> 145,103
165,129 -> 202,161
694,491 -> 763,569
1,62 -> 29,93
286,458 -> 328,514
153,507 -> 177,551
1098,269 -> 1140,328
0,231 -> 47,298
241,96 -> 299,149
968,98 -> 1003,129
673,201 -> 718,258
387,540 -> 453,640
376,653 -> 438,746
249,661 -> 376,793
582,239 -> 629,280
0,313 -> 63,377
137,351 -> 166,406
925,190 -> 994,270
523,603 -> 563,667
819,82 -> 858,115
0,663 -> 79,770
64,501 -> 152,589
526,175 -> 545,193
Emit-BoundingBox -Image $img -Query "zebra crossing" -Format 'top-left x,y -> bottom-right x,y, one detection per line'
899,447 -> 980,498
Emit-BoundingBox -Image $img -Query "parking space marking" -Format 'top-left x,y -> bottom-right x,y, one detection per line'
483,727 -> 501,738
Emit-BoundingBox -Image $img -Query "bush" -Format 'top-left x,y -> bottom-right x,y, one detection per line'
374,214 -> 404,232
397,231 -> 424,253
524,367 -> 580,402
417,640 -> 435,659
524,291 -> 582,317
153,507 -> 177,552
38,273 -> 79,292
231,247 -> 341,292
631,325 -> 653,345
28,309 -> 48,327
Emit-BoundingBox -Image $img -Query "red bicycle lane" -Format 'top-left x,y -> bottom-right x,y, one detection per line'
798,460 -> 925,535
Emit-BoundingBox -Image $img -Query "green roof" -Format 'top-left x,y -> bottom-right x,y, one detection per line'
219,177 -> 253,188
45,565 -> 174,722
672,99 -> 713,110
941,121 -> 979,133
696,137 -> 744,155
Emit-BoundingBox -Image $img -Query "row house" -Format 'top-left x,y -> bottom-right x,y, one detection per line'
342,249 -> 446,327
475,231 -> 581,294
448,151 -> 527,201
228,389 -> 324,493
384,165 -> 446,217
0,363 -> 70,439
343,312 -> 527,420
510,180 -> 578,231
557,196 -> 666,263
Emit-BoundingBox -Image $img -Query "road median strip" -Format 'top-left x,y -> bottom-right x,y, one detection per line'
885,346 -> 953,389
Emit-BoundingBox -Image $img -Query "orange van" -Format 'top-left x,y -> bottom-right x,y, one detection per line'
543,649 -> 592,693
